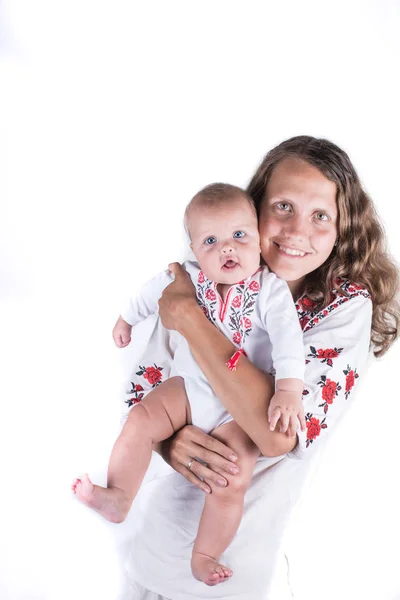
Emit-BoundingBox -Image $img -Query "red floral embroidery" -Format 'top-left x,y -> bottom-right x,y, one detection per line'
296,279 -> 371,332
240,316 -> 252,330
305,413 -> 327,447
318,375 -> 341,413
307,346 -> 343,367
299,316 -> 309,330
196,272 -> 217,323
233,331 -> 242,344
232,295 -> 243,308
343,364 -> 359,399
249,281 -> 260,292
125,382 -> 145,408
136,363 -> 164,387
299,296 -> 316,311
227,278 -> 260,341
205,288 -> 216,301
143,367 -> 163,385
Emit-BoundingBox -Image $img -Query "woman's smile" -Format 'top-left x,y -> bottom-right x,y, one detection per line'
273,242 -> 311,258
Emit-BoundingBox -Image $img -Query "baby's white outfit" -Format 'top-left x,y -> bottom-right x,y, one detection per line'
121,261 -> 304,433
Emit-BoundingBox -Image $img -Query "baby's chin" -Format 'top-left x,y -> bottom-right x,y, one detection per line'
206,266 -> 255,285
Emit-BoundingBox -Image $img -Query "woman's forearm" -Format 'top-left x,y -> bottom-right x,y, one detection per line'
179,304 -> 297,457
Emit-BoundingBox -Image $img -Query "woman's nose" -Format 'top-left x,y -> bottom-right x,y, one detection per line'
282,214 -> 309,240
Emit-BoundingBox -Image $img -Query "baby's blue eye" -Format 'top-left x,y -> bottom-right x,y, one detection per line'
233,231 -> 245,238
204,236 -> 217,245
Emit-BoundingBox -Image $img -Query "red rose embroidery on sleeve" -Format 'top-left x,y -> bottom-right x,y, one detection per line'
318,375 -> 341,413
308,346 -> 343,367
143,367 -> 163,385
125,382 -> 146,407
343,365 -> 359,399
322,379 -> 337,403
307,417 -> 321,439
305,413 -> 327,447
136,363 -> 164,387
198,271 -> 205,283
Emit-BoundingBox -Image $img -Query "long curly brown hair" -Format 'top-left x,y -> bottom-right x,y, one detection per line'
247,135 -> 399,357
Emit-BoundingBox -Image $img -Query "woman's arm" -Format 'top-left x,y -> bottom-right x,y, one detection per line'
158,263 -> 297,457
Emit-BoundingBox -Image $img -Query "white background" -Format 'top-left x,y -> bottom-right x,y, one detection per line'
1,1 -> 400,599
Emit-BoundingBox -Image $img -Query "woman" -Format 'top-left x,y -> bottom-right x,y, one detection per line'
118,136 -> 399,599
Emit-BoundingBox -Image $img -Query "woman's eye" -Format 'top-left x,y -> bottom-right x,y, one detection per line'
276,202 -> 291,211
233,231 -> 245,239
204,236 -> 217,245
314,212 -> 328,221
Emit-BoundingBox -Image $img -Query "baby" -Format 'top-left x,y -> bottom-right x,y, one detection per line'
72,183 -> 305,586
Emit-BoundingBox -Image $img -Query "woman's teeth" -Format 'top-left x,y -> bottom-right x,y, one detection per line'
278,245 -> 306,257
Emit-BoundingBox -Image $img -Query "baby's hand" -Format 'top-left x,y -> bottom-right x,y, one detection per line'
268,390 -> 306,438
112,316 -> 132,348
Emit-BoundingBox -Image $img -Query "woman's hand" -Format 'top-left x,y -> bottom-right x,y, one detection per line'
158,263 -> 198,331
160,425 -> 240,494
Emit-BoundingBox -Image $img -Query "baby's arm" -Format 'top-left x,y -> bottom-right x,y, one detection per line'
112,270 -> 174,348
268,378 -> 306,437
260,270 -> 306,436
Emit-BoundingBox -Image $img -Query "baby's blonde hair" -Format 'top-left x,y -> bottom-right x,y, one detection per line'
184,183 -> 256,239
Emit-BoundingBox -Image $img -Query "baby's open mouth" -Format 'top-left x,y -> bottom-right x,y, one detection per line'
222,260 -> 238,269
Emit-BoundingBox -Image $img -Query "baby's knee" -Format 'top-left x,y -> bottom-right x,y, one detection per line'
125,403 -> 151,432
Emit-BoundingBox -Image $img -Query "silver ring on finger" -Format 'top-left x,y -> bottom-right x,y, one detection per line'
187,459 -> 194,471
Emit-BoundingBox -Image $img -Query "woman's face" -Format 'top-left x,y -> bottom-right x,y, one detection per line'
259,157 -> 338,296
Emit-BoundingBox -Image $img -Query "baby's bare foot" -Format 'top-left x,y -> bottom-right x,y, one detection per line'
71,474 -> 130,523
191,551 -> 233,586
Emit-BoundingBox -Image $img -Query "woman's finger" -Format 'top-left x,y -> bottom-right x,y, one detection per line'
175,440 -> 239,476
177,426 -> 238,463
168,262 -> 191,281
179,465 -> 212,494
188,459 -> 228,489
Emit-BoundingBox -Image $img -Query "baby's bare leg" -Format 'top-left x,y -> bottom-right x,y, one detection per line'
191,420 -> 260,586
72,376 -> 190,522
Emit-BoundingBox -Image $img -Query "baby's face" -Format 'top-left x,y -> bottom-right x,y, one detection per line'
188,197 -> 261,284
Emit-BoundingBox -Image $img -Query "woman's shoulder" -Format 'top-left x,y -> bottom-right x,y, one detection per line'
296,278 -> 372,332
